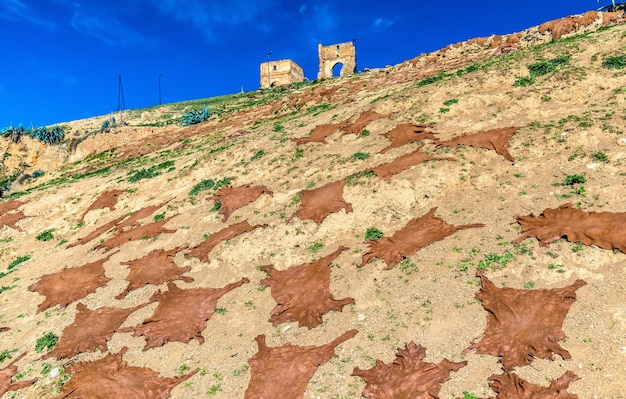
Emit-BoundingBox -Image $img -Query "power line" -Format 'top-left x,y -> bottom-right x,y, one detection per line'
117,75 -> 126,112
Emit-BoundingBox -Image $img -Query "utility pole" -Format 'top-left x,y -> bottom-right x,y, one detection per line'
158,73 -> 163,105
266,51 -> 272,88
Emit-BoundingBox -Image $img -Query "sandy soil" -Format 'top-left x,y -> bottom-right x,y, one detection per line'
0,13 -> 625,399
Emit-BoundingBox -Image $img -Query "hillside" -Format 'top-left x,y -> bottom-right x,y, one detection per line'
0,10 -> 625,399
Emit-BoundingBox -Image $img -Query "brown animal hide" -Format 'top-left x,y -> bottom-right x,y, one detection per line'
120,278 -> 248,350
185,220 -> 265,263
481,370 -> 579,399
79,189 -> 125,222
0,352 -> 37,396
292,123 -> 341,144
466,273 -> 587,371
361,207 -> 484,269
512,203 -> 626,252
352,342 -> 467,399
372,147 -> 454,180
288,179 -> 353,225
538,11 -> 598,40
379,123 -> 438,153
67,215 -> 126,248
29,254 -> 114,312
260,246 -> 354,329
244,329 -> 358,399
209,184 -> 273,222
116,247 -> 193,299
0,211 -> 27,231
341,110 -> 387,135
0,200 -> 24,215
52,347 -> 196,399
437,126 -> 522,163
42,302 -> 146,360
95,217 -> 177,252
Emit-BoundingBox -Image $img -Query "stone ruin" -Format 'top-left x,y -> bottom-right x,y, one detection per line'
318,41 -> 356,79
260,59 -> 304,88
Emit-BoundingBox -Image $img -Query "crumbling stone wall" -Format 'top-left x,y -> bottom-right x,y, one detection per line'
260,59 -> 304,88
317,41 -> 356,79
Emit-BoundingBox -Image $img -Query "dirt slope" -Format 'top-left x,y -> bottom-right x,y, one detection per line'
0,11 -> 625,399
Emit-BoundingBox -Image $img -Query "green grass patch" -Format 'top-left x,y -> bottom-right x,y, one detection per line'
35,332 -> 58,353
127,160 -> 175,183
36,229 -> 55,242
602,55 -> 626,69
364,228 -> 384,241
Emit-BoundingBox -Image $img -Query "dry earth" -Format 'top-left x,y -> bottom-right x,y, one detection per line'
0,10 -> 625,399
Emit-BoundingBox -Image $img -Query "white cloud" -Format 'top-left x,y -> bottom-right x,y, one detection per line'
0,0 -> 57,29
373,16 -> 399,29
299,4 -> 307,13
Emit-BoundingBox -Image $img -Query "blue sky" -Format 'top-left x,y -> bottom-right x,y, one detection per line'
0,1 -> 608,126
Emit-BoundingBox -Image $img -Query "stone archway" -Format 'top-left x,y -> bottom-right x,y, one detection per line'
317,41 -> 356,80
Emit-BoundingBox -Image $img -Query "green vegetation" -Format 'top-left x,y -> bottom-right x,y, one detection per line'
0,255 -> 31,279
592,151 -> 609,163
127,160 -> 175,182
250,149 -> 265,161
417,71 -> 449,87
562,174 -> 586,186
35,333 -> 59,353
291,147 -> 304,163
524,281 -> 535,289
0,124 -> 65,144
210,201 -> 222,212
350,152 -> 370,161
477,252 -> 514,270
602,55 -> 626,69
514,54 -> 571,86
310,242 -> 324,253
364,228 -> 384,241
0,349 -> 17,363
462,392 -> 478,399
443,98 -> 459,106
182,107 -> 211,126
36,229 -> 55,242
153,212 -> 166,222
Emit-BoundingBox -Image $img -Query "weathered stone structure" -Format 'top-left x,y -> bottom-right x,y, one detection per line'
317,41 -> 356,80
260,59 -> 304,88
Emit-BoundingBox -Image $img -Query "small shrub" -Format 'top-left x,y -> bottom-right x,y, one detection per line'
443,98 -> 459,106
272,122 -> 284,132
477,252 -> 514,270
310,242 -> 324,253
127,160 -> 175,183
350,152 -> 370,161
291,147 -> 304,163
364,228 -> 384,241
0,349 -> 17,363
36,229 -> 55,242
250,149 -> 265,161
524,281 -> 535,289
417,71 -> 448,87
210,201 -> 222,212
32,170 -> 45,179
182,107 -> 211,126
562,174 -> 586,186
592,151 -> 609,163
35,332 -> 59,353
8,255 -> 31,271
153,212 -> 166,222
189,179 -> 215,197
513,76 -> 535,87
602,55 -> 626,69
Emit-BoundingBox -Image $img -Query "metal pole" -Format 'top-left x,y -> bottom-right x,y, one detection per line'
158,74 -> 163,105
266,51 -> 272,88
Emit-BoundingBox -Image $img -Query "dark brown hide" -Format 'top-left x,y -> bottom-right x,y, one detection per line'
120,278 -> 248,350
185,220 -> 264,263
52,347 -> 196,399
482,371 -> 579,399
0,211 -> 27,231
244,329 -> 358,399
361,207 -> 484,269
29,254 -> 114,312
437,126 -> 522,163
0,200 -> 24,215
288,179 -> 353,225
116,247 -> 193,299
512,203 -> 626,252
95,217 -> 176,252
209,184 -> 273,222
466,273 -> 587,371
352,342 -> 467,399
79,189 -> 125,222
372,147 -> 454,180
379,123 -> 438,153
292,123 -> 341,144
341,110 -> 387,135
0,353 -> 37,396
260,246 -> 355,329
42,302 -> 146,360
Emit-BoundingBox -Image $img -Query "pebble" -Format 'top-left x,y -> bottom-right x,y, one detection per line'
618,137 -> 626,146
586,163 -> 597,169
357,313 -> 366,321
50,367 -> 60,378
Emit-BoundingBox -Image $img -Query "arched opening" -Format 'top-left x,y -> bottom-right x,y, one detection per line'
270,81 -> 281,87
332,62 -> 344,78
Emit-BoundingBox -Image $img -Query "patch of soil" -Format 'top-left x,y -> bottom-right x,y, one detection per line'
209,184 -> 273,222
42,302 -> 147,360
352,342 -> 467,399
466,272 -> 587,371
28,254 -> 114,312
52,347 -> 196,399
119,278 -> 249,350
244,329 -> 358,399
288,179 -> 353,225
0,353 -> 37,396
260,246 -> 355,329
513,203 -> 626,252
361,207 -> 484,269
